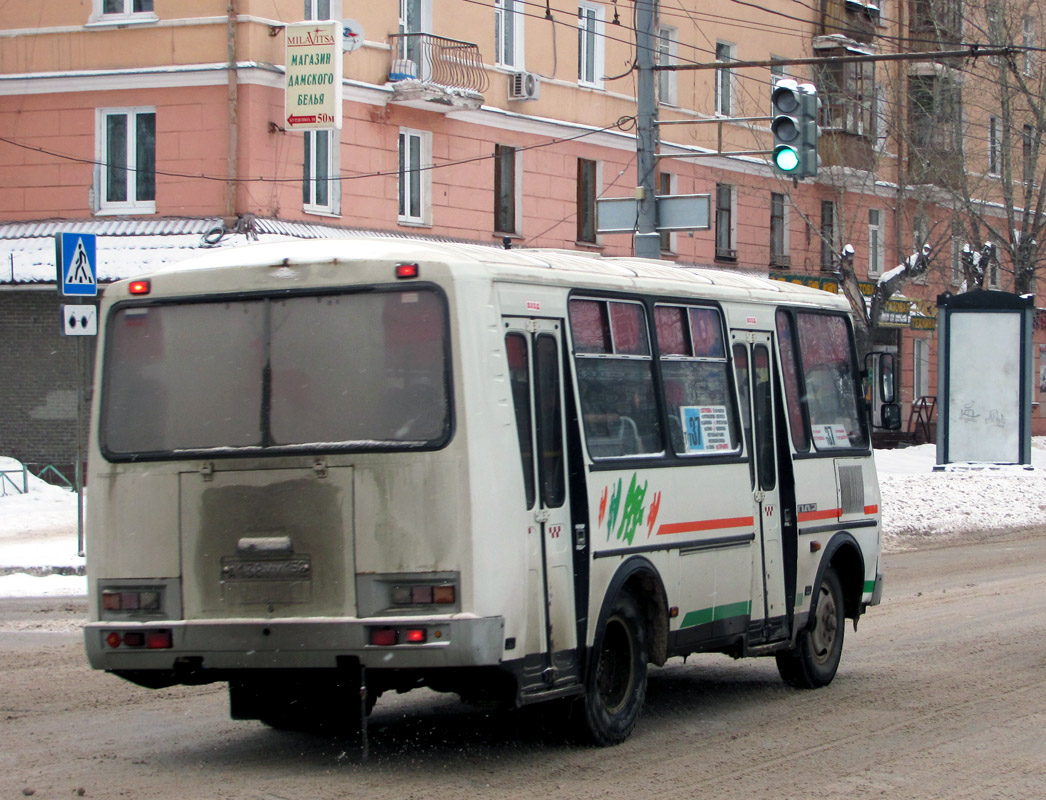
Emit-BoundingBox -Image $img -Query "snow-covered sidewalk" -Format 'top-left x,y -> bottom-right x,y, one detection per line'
2,442 -> 1045,598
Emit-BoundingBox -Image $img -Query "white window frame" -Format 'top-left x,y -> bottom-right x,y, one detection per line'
496,0 -> 525,70
868,208 -> 884,277
913,337 -> 929,401
398,127 -> 432,227
91,0 -> 157,24
303,129 -> 339,216
304,0 -> 343,21
715,183 -> 737,259
398,0 -> 432,63
578,2 -> 605,88
494,143 -> 523,235
988,115 -> 1001,176
770,191 -> 790,267
715,42 -> 736,117
951,236 -> 963,285
657,25 -> 678,106
96,106 -> 156,215
659,172 -> 676,253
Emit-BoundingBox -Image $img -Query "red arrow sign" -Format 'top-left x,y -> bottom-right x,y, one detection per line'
287,114 -> 317,125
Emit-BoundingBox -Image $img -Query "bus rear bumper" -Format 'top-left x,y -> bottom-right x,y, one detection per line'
84,614 -> 506,675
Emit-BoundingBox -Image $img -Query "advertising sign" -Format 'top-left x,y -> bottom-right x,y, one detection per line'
285,21 -> 343,130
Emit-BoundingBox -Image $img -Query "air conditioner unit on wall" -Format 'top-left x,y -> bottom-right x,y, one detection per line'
508,71 -> 540,101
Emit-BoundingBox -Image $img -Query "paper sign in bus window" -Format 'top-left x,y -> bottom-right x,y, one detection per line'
680,405 -> 731,453
811,423 -> 851,449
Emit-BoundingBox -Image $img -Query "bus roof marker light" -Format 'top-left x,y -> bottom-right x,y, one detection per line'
395,263 -> 420,279
128,279 -> 151,295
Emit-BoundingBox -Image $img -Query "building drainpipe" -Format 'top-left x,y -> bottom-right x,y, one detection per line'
226,0 -> 239,222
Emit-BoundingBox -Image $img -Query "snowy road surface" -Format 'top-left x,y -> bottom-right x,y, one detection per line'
2,526 -> 1044,799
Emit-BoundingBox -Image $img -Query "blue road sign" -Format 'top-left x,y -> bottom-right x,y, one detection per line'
56,232 -> 97,297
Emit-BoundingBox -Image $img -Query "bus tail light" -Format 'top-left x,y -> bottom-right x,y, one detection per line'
369,627 -> 396,646
146,630 -> 173,649
395,263 -> 419,279
103,628 -> 172,649
128,279 -> 151,295
390,582 -> 456,607
403,628 -> 427,644
368,626 -> 434,646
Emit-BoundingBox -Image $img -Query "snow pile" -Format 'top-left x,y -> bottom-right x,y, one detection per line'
0,458 -> 82,597
2,444 -> 1046,597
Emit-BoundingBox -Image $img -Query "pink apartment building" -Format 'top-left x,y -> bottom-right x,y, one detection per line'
1,0 -> 1042,469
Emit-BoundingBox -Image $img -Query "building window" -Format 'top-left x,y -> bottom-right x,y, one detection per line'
495,144 -> 519,234
913,337 -> 929,401
989,116 -> 1001,176
578,2 -> 605,87
819,60 -> 875,137
577,158 -> 598,244
868,209 -> 884,277
715,184 -> 736,260
1024,124 -> 1035,185
770,57 -> 786,112
659,172 -> 674,252
496,0 -> 524,69
1024,15 -> 1036,75
715,42 -> 735,116
97,107 -> 156,214
770,192 -> 789,267
657,26 -> 677,106
398,0 -> 431,63
951,234 -> 963,285
303,130 -> 338,215
398,128 -> 431,225
96,0 -> 155,20
909,75 -> 962,154
820,200 -> 835,270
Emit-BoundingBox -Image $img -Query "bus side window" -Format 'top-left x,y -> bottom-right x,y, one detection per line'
732,343 -> 755,487
775,310 -> 811,452
505,333 -> 536,510
654,304 -> 738,457
570,298 -> 662,459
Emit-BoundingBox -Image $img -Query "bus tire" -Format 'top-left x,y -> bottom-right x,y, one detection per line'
776,565 -> 845,689
580,590 -> 648,745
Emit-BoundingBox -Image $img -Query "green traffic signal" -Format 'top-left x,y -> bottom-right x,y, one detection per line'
774,145 -> 800,173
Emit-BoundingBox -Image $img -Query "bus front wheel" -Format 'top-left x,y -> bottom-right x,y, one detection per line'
776,565 -> 845,689
580,590 -> 648,745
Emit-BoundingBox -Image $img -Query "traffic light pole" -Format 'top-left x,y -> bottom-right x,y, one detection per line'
634,0 -> 660,260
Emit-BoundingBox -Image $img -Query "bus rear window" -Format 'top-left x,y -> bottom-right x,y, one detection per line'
101,288 -> 450,458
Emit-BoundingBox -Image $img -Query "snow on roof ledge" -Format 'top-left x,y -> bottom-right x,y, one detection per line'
0,218 -> 499,285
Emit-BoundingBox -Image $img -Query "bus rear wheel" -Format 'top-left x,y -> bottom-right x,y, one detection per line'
776,565 -> 845,689
579,590 -> 647,745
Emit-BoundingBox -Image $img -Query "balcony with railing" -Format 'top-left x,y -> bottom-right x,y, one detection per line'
387,33 -> 488,110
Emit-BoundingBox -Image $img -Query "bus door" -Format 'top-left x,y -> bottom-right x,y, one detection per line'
504,318 -> 579,683
731,331 -> 790,642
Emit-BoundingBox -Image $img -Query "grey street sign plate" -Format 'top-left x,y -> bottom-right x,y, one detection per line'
596,194 -> 711,234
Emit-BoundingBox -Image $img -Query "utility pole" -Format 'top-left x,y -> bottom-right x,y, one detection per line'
634,0 -> 660,259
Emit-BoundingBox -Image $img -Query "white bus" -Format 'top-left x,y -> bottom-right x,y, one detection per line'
84,238 -> 883,745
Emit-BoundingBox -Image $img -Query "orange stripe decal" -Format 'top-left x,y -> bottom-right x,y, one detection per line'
864,504 -> 879,515
797,508 -> 841,522
657,516 -> 755,536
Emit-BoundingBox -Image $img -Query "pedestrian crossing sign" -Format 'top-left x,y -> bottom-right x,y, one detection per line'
56,232 -> 97,297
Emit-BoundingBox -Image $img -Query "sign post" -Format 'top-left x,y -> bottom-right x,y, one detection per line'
284,21 -> 343,131
55,232 -> 98,557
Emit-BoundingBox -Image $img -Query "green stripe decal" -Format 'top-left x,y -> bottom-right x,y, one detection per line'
680,601 -> 752,629
863,579 -> 876,594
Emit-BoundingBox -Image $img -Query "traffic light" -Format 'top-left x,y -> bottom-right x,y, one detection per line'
771,79 -> 802,175
797,85 -> 820,179
771,80 -> 819,179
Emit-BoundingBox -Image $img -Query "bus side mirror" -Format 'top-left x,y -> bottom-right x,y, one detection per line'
877,352 -> 895,404
880,402 -> 902,430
